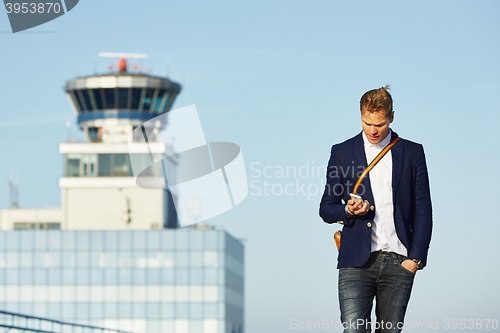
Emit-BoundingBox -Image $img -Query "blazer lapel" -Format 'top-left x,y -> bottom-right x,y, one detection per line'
391,130 -> 404,203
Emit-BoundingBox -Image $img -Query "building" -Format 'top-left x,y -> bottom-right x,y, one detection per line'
0,55 -> 244,333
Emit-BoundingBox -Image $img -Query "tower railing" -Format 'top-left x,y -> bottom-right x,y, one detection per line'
0,310 -> 133,333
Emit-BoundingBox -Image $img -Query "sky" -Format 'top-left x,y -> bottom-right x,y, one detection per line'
1,1 -> 500,332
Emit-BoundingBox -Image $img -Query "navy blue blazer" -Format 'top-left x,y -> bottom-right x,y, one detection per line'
319,131 -> 433,269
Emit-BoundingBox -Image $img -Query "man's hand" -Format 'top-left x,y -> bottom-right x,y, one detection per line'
401,259 -> 418,273
346,199 -> 369,216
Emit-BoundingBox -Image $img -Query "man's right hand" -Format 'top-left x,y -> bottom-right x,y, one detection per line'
346,199 -> 369,216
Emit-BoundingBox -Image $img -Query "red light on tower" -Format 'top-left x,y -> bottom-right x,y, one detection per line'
118,58 -> 127,72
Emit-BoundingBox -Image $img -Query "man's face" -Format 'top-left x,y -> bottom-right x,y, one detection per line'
361,109 -> 394,144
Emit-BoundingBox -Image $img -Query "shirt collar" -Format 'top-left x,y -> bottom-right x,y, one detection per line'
362,129 -> 392,149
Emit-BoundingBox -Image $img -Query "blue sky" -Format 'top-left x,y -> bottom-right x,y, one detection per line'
1,1 -> 500,332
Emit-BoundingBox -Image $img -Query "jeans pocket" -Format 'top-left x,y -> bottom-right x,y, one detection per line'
398,260 -> 416,275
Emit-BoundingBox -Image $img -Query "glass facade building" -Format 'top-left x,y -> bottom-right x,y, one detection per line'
0,228 -> 244,333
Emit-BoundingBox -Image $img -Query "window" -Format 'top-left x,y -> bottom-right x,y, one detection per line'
142,88 -> 155,111
14,223 -> 60,230
97,154 -> 132,177
91,88 -> 104,109
153,89 -> 166,113
103,88 -> 116,109
118,88 -> 129,109
113,154 -> 129,176
80,89 -> 93,111
66,154 -> 80,177
71,91 -> 84,112
131,88 -> 142,109
97,154 -> 111,176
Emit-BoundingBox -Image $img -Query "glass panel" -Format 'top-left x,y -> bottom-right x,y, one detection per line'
190,232 -> 203,250
75,304 -> 89,319
80,89 -> 93,111
104,269 -> 118,284
161,92 -> 171,113
66,154 -> 80,177
133,302 -> 146,319
6,252 -> 18,268
19,253 -> 33,268
118,268 -> 132,284
98,154 -> 111,176
92,88 -> 104,109
204,231 -> 217,250
190,303 -> 203,319
118,303 -> 132,318
190,269 -> 203,284
153,89 -> 166,113
176,269 -> 189,284
176,230 -> 188,250
89,231 -> 104,250
6,269 -> 18,284
62,268 -> 76,284
34,268 -> 47,284
76,268 -> 89,284
90,268 -> 104,284
113,154 -> 129,176
48,269 -> 61,284
118,88 -> 129,109
147,231 -> 160,250
105,231 -> 118,250
105,303 -> 117,318
133,269 -> 146,284
131,88 -> 142,109
76,90 -> 89,111
62,252 -> 76,267
147,269 -> 160,284
71,91 -> 84,112
76,252 -> 90,267
134,231 -> 146,250
175,303 -> 189,318
142,88 -> 155,111
90,303 -> 104,319
19,231 -> 33,250
119,231 -> 132,250
176,252 -> 189,267
47,231 -> 61,250
76,231 -> 90,250
82,154 -> 96,176
62,232 -> 76,250
161,269 -> 174,284
161,303 -> 174,319
103,88 -> 116,109
147,303 -> 160,319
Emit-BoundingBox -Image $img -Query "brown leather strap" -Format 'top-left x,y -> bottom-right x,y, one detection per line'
352,137 -> 402,194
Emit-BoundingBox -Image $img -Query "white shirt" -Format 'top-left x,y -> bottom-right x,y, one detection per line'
362,130 -> 407,256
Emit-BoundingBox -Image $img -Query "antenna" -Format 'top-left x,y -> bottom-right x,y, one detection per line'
8,171 -> 19,209
98,52 -> 148,73
98,52 -> 148,59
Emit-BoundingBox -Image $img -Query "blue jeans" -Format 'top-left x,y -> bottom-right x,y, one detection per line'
338,251 -> 415,333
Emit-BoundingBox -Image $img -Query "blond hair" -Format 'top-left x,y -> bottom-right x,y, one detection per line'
360,85 -> 393,117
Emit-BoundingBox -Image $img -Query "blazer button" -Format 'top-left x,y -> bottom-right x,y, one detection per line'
367,222 -> 372,227
370,206 -> 375,211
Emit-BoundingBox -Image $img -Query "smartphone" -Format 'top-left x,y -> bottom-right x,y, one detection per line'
350,193 -> 363,203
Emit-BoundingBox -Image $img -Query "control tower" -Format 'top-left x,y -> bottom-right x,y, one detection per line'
60,53 -> 181,230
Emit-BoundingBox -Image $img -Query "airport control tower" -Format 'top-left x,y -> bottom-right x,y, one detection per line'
61,53 -> 181,230
0,55 -> 245,333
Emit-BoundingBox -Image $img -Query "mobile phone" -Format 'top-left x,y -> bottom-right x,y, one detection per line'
350,193 -> 363,203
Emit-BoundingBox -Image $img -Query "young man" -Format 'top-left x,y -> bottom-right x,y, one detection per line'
319,86 -> 432,333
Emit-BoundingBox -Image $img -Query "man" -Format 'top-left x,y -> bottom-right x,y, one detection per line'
319,86 -> 432,333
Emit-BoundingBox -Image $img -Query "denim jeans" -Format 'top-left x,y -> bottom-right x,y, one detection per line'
338,251 -> 415,333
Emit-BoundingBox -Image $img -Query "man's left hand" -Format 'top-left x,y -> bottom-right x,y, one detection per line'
401,259 -> 418,273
